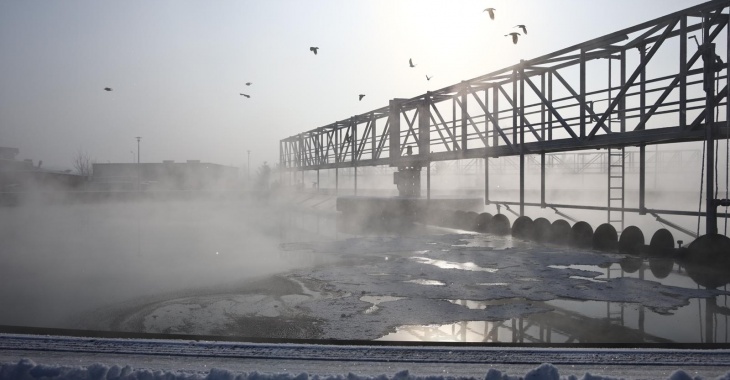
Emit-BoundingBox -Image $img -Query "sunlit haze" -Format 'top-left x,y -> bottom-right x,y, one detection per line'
0,0 -> 705,170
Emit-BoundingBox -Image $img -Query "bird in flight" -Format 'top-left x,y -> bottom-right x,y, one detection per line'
310,47 -> 319,55
505,32 -> 521,45
240,93 -> 251,98
483,8 -> 496,20
426,75 -> 433,81
359,94 -> 365,101
104,87 -> 113,91
245,82 -> 252,86
409,58 -> 416,68
515,25 -> 527,34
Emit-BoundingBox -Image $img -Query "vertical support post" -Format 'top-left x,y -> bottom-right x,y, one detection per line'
419,98 -> 431,202
580,48 -> 586,139
640,44 -> 646,131
639,144 -> 646,214
418,100 -> 431,160
621,49 -> 626,133
680,15 -> 687,129
389,99 -> 402,163
519,64 -> 525,217
452,97 -> 458,151
520,154 -> 525,217
485,89 -> 490,146
485,156 -> 490,205
704,42 -> 718,235
352,121 -> 358,196
541,152 -> 546,208
427,162 -> 431,201
492,86 -> 499,147
512,70 -> 518,145
316,169 -> 320,192
548,71 -> 553,141
461,87 -> 468,152
335,127 -> 339,195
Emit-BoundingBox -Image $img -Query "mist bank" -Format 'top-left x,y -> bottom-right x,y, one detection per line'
0,192 -> 335,330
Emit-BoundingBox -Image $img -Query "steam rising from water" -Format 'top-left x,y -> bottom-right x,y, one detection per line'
0,197 -> 321,329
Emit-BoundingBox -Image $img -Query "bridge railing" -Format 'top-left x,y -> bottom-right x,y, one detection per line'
281,0 -> 730,171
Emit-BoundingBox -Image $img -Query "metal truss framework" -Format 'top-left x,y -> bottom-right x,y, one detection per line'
281,0 -> 730,234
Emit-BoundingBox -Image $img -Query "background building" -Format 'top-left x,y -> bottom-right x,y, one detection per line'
92,160 -> 239,191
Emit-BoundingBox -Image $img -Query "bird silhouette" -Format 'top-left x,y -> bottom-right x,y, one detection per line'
409,58 -> 416,68
359,94 -> 365,101
310,47 -> 319,55
505,32 -> 520,45
104,87 -> 113,91
515,25 -> 527,34
426,75 -> 433,81
240,93 -> 251,98
245,82 -> 252,86
483,8 -> 496,20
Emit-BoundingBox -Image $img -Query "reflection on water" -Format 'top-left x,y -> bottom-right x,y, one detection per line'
380,255 -> 730,343
412,257 -> 498,272
405,279 -> 447,286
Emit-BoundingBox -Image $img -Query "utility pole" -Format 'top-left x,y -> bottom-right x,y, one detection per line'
136,137 -> 141,191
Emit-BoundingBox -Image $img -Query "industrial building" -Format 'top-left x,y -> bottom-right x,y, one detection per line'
91,160 -> 239,191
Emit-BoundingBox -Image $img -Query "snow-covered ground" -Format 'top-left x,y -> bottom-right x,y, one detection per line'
2,335 -> 730,379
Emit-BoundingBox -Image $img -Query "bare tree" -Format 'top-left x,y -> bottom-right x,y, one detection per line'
72,149 -> 94,178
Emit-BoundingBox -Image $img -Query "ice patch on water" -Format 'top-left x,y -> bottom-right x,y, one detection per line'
406,279 -> 447,286
361,295 -> 405,314
412,257 -> 498,272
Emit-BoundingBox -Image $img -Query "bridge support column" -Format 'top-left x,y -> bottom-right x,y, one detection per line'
426,163 -> 431,201
484,157 -> 490,205
541,153 -> 546,208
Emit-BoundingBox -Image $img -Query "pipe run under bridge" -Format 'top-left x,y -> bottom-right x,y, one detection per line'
281,0 -> 730,236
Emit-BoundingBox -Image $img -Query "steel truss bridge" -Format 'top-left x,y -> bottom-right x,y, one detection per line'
281,0 -> 730,235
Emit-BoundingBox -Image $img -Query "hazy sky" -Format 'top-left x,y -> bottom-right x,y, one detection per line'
0,0 -> 707,171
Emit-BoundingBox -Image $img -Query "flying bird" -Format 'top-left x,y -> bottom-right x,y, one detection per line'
515,25 -> 527,34
426,75 -> 433,81
358,94 -> 365,101
240,93 -> 251,98
483,8 -> 496,20
245,82 -> 252,86
104,87 -> 112,91
310,47 -> 319,55
409,58 -> 416,68
505,32 -> 521,45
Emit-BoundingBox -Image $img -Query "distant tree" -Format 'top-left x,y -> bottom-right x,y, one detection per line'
255,161 -> 271,190
72,149 -> 94,178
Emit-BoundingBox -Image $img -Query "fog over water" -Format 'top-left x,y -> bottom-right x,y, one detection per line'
0,196 -> 331,328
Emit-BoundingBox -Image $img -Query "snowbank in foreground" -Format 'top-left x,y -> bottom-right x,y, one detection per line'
1,359 -> 728,380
